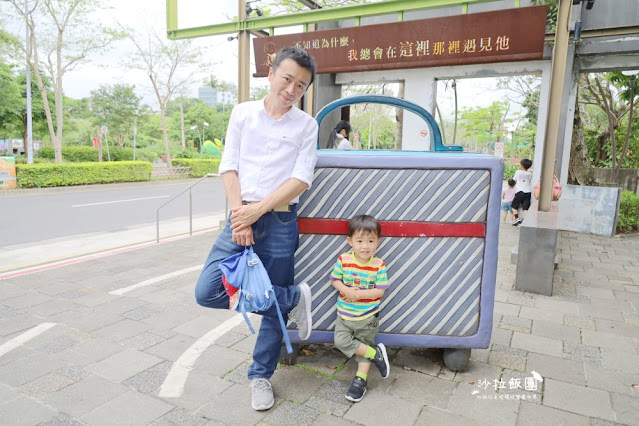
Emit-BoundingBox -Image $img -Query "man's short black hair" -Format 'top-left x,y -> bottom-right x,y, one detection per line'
520,158 -> 533,170
348,214 -> 381,238
271,47 -> 317,87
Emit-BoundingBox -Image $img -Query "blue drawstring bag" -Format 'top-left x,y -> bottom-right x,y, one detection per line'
219,246 -> 292,354
218,250 -> 246,311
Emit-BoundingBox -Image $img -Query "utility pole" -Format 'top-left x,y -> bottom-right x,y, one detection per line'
238,0 -> 250,103
539,0 -> 571,211
24,0 -> 33,164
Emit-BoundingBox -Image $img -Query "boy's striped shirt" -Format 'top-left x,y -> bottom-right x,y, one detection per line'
330,252 -> 389,321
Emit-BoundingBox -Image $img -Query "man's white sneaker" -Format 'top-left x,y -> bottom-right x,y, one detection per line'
288,282 -> 312,340
250,378 -> 274,411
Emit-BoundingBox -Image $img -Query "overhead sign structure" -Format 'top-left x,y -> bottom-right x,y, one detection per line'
253,6 -> 547,77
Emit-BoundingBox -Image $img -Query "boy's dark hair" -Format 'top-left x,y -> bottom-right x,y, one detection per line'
508,178 -> 516,187
272,47 -> 317,87
348,214 -> 381,238
520,158 -> 533,170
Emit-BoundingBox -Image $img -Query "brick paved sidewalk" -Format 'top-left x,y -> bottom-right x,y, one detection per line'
0,225 -> 637,425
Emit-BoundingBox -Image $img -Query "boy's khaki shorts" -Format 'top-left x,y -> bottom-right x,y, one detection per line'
334,314 -> 379,363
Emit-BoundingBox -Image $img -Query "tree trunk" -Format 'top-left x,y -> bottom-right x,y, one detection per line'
30,42 -> 57,162
180,98 -> 186,151
595,131 -> 608,166
568,103 -> 596,185
614,82 -> 635,181
53,29 -> 65,164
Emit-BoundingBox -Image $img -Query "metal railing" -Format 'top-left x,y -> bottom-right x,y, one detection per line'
156,173 -> 227,243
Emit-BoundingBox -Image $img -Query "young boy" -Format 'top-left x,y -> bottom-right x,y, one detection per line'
330,214 -> 390,402
501,178 -> 517,223
511,158 -> 533,226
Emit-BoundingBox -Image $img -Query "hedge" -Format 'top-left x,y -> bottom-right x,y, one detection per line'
617,190 -> 639,233
16,161 -> 152,188
37,146 -> 158,163
171,158 -> 221,177
38,146 -> 98,162
503,162 -> 519,180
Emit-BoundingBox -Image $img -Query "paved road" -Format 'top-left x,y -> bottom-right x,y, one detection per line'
0,179 -> 226,247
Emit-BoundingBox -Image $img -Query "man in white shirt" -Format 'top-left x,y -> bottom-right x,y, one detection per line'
195,47 -> 318,411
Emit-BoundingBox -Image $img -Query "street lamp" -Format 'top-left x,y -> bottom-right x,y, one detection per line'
190,122 -> 209,150
2,0 -> 34,164
133,110 -> 138,161
202,122 -> 209,144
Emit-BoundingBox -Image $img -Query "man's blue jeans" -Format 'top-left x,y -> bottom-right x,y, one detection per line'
195,206 -> 300,380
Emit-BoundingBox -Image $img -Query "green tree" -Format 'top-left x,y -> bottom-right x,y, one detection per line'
183,101 -> 217,150
459,101 -> 510,153
134,106 -> 162,149
250,85 -> 269,101
166,96 -> 201,116
126,26 -> 202,167
580,72 -> 638,175
0,61 -> 21,132
350,108 -> 397,149
0,60 -> 52,157
2,0 -> 123,163
90,84 -> 141,148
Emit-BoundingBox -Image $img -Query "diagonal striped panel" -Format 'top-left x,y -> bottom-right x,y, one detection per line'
293,234 -> 482,336
299,168 -> 490,222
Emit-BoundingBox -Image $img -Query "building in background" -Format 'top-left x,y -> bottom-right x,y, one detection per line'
197,87 -> 236,107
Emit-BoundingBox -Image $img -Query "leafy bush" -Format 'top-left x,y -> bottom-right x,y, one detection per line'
109,147 -> 135,161
503,162 -> 519,180
37,146 -> 98,162
134,148 -> 159,163
171,158 -> 220,177
12,155 -> 51,164
16,161 -> 152,188
616,190 -> 639,233
175,150 -> 199,159
36,146 -> 158,163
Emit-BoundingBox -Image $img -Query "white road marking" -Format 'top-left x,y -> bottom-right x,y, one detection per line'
0,323 -> 56,358
109,265 -> 203,296
72,195 -> 169,207
159,313 -> 252,398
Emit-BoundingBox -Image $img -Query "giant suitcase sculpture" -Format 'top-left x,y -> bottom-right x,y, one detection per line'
289,95 -> 503,370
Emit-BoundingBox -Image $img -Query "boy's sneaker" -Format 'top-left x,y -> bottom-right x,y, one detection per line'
288,282 -> 312,340
372,343 -> 390,378
345,376 -> 367,402
250,378 -> 274,411
512,218 -> 522,226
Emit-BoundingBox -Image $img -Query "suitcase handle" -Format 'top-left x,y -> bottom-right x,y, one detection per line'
314,94 -> 463,152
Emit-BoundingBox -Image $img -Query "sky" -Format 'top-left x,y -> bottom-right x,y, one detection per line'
1,0 -> 529,117
1,0 -> 275,107
63,0 -> 252,106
